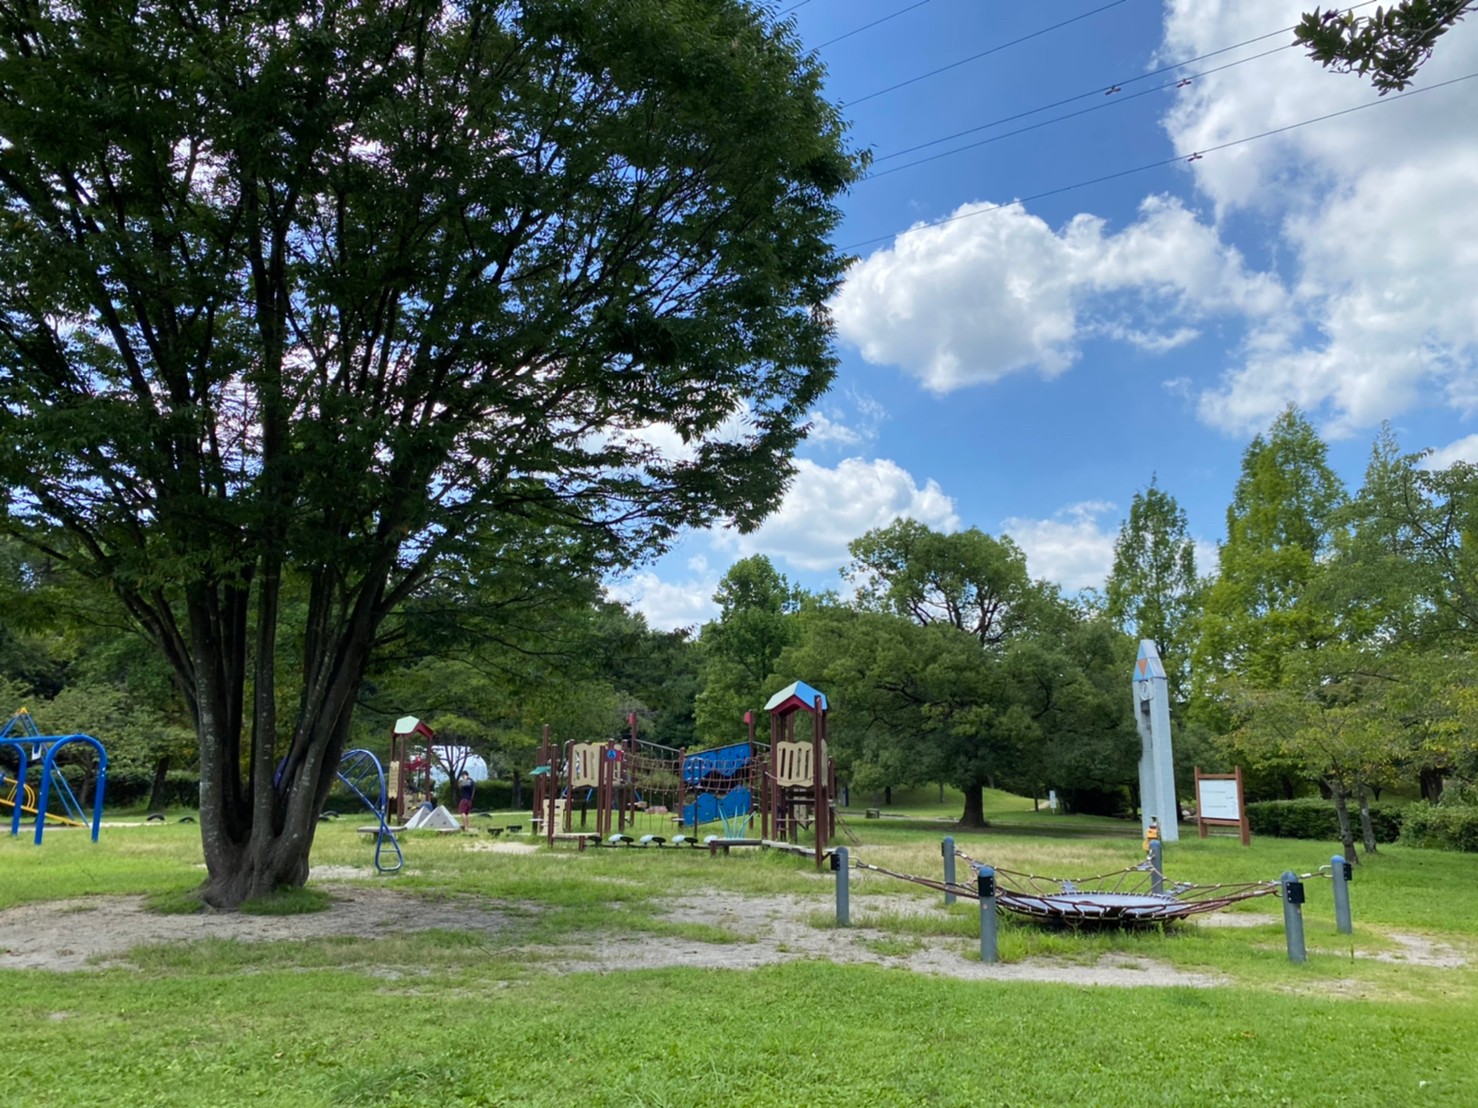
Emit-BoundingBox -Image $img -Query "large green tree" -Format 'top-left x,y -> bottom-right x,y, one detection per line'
1105,477 -> 1199,706
1193,407 -> 1346,712
840,520 -> 1051,826
0,0 -> 858,905
694,554 -> 800,744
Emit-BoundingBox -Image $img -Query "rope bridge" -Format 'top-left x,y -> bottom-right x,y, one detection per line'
850,848 -> 1331,927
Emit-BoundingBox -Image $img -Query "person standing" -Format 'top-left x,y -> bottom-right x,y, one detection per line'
457,771 -> 475,831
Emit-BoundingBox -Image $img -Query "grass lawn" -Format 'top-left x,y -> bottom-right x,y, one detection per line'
2,796 -> 1476,1106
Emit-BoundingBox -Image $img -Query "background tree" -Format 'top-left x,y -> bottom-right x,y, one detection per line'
694,555 -> 801,744
1296,2 -> 1475,92
1193,407 -> 1346,714
0,0 -> 859,906
1225,648 -> 1399,860
1105,477 -> 1200,706
836,520 -> 1078,826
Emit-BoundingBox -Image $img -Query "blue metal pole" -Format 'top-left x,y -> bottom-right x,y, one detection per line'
977,864 -> 998,964
1331,854 -> 1353,935
1149,837 -> 1164,896
33,750 -> 52,846
1281,870 -> 1307,963
835,846 -> 850,927
942,836 -> 956,906
9,746 -> 28,837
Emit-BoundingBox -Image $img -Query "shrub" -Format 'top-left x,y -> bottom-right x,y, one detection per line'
100,768 -> 200,809
1397,805 -> 1478,852
1244,797 -> 1405,843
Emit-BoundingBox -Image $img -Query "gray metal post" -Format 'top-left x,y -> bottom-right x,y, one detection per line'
977,864 -> 998,964
942,836 -> 957,906
834,846 -> 850,927
1280,870 -> 1307,963
1149,837 -> 1164,896
1331,854 -> 1353,935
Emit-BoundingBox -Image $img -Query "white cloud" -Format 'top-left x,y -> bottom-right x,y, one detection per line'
1001,502 -> 1220,591
1160,0 -> 1478,436
721,456 -> 960,572
806,411 -> 864,446
833,195 -> 1282,392
806,390 -> 888,449
604,570 -> 718,633
1424,434 -> 1478,470
1001,501 -> 1119,591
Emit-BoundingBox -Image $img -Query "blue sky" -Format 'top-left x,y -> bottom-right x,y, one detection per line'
607,0 -> 1478,630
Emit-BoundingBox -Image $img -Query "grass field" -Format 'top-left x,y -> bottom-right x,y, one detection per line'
2,792 -> 1476,1106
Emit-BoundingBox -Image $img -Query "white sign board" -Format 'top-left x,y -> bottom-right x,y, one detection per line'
1197,777 -> 1242,823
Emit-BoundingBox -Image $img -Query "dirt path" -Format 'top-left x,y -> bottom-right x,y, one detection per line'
0,875 -> 1235,987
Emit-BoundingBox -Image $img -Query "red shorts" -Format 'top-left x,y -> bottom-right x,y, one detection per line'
458,798 -> 473,815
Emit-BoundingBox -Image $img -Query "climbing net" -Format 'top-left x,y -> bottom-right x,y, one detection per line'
851,848 -> 1331,927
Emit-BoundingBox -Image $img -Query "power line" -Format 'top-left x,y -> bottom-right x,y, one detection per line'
777,0 -> 817,16
873,30 -> 1312,162
848,0 -> 1381,111
813,1 -> 932,52
841,71 -> 1478,252
846,0 -> 1139,107
863,44 -> 1292,182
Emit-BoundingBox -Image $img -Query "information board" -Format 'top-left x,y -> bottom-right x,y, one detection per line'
1197,777 -> 1241,822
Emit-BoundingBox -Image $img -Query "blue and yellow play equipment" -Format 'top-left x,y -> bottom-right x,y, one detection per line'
0,707 -> 108,844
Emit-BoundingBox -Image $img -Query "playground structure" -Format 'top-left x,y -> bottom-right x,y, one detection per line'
386,715 -> 437,823
534,680 -> 837,867
0,707 -> 108,844
335,748 -> 403,873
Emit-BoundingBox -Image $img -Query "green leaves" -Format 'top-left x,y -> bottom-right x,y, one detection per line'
1295,2 -> 1475,93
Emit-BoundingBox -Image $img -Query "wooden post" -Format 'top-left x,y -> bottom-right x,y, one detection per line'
813,694 -> 824,870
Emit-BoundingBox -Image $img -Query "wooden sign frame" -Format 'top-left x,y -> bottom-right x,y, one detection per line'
1195,765 -> 1250,846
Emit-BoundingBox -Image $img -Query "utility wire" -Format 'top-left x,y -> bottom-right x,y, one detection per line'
848,0 -> 1380,111
873,31 -> 1309,161
864,44 -> 1292,181
841,71 -> 1478,252
846,0 -> 1138,106
777,0 -> 817,16
814,1 -> 932,51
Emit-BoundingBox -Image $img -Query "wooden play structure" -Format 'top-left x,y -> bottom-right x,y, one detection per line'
533,681 -> 836,867
386,715 -> 436,823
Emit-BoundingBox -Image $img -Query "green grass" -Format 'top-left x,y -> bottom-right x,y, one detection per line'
2,801 -> 1477,1105
3,962 -> 1475,1106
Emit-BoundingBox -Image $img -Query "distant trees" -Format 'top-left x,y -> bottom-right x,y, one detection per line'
1194,407 -> 1346,698
1105,477 -> 1199,706
694,556 -> 801,744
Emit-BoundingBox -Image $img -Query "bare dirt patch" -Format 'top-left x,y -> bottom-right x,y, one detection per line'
1,884 -> 1225,987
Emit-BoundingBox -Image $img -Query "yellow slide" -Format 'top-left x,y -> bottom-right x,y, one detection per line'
0,784 -> 84,828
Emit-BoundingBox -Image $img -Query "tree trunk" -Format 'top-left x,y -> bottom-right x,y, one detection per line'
1330,781 -> 1358,865
1357,784 -> 1379,856
1419,767 -> 1445,804
883,785 -> 892,805
146,756 -> 171,812
959,782 -> 987,829
512,768 -> 522,810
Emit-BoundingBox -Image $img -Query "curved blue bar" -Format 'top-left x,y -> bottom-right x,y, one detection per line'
336,748 -> 403,874
33,733 -> 108,844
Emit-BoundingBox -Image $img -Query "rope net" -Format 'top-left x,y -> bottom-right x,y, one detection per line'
850,848 -> 1328,927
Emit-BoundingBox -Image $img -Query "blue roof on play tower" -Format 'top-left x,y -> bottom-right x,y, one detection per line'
764,681 -> 827,714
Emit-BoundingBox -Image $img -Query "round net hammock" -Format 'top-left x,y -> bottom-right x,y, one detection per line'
851,848 -> 1326,927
